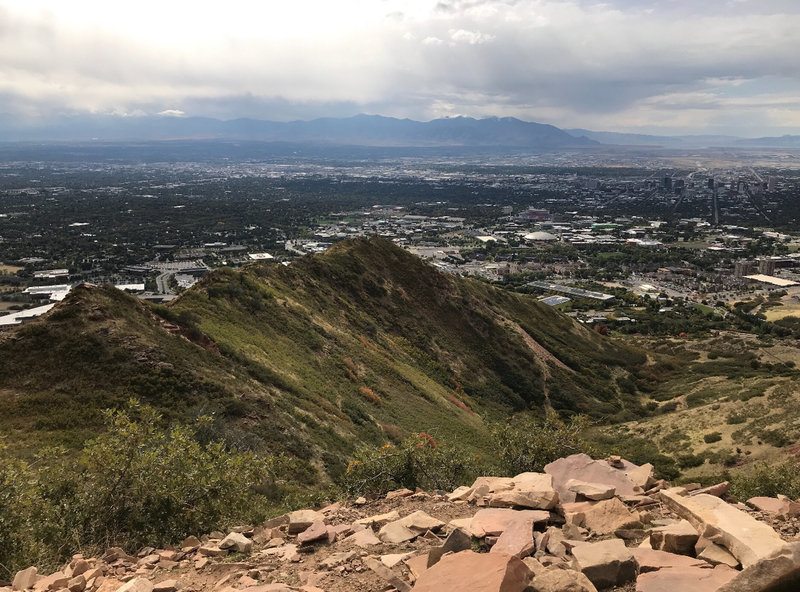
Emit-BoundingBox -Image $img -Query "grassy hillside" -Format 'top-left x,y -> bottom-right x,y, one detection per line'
0,237 -> 646,477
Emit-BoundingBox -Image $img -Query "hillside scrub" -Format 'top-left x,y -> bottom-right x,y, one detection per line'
730,459 -> 800,500
0,402 -> 291,580
491,409 -> 597,474
340,432 -> 483,496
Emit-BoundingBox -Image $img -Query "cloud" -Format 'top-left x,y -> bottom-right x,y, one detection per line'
0,1 -> 799,135
449,29 -> 495,44
157,109 -> 186,117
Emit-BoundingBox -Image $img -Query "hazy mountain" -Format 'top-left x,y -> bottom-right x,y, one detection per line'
565,128 -> 800,149
0,113 -> 596,149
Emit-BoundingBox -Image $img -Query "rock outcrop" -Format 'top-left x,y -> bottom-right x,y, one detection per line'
6,453 -> 800,592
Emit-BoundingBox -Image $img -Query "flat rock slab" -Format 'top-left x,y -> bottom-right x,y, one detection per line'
571,539 -> 636,590
545,454 -> 641,504
659,490 -> 787,568
355,511 -> 400,527
344,528 -> 381,547
428,527 -> 472,567
379,510 -> 444,544
470,509 -> 550,538
463,477 -> 516,502
632,548 -> 708,573
748,497 -> 800,517
636,565 -> 737,592
411,550 -> 532,592
698,543 -> 740,568
529,566 -> 598,592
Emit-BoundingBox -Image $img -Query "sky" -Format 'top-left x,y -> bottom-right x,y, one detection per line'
2,0 -> 800,136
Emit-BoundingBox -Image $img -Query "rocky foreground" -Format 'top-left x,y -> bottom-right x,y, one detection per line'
6,453 -> 800,592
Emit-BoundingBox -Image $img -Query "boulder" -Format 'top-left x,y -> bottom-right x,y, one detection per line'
287,510 -> 325,534
297,521 -> 328,544
566,479 -> 615,501
487,473 -> 559,510
66,576 -> 85,592
649,519 -> 698,555
545,454 -> 641,504
490,518 -> 535,559
411,550 -> 532,592
636,565 -> 738,592
717,541 -> 800,592
152,582 -> 178,592
470,509 -> 550,538
219,532 -> 253,553
659,490 -> 787,568
571,539 -> 636,590
529,566 -> 597,592
12,568 -> 38,591
581,498 -> 643,535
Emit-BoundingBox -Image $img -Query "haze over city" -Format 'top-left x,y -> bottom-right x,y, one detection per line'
2,0 -> 800,137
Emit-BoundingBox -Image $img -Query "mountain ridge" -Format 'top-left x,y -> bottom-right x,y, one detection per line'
0,113 -> 596,148
0,237 -> 645,472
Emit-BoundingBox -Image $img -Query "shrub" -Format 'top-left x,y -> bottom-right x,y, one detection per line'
703,432 -> 723,444
490,409 -> 596,475
340,433 -> 481,496
731,460 -> 800,500
0,401 -> 285,579
359,386 -> 382,405
726,412 -> 747,425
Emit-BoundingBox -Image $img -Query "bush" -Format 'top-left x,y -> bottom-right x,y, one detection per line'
340,433 -> 481,496
0,401 -> 286,579
731,460 -> 800,500
491,409 -> 596,475
703,432 -> 723,444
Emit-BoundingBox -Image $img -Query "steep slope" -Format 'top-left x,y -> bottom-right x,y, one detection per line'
0,238 -> 645,475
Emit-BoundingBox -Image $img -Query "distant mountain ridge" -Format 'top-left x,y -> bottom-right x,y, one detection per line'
0,113 -> 596,148
565,128 -> 800,149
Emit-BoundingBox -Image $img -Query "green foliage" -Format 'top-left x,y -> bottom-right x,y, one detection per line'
731,460 -> 800,500
340,433 -> 482,496
703,432 -> 723,444
0,402 -> 289,580
491,409 -> 596,474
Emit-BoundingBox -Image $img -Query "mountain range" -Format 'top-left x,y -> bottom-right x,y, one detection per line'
2,112 -> 799,148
